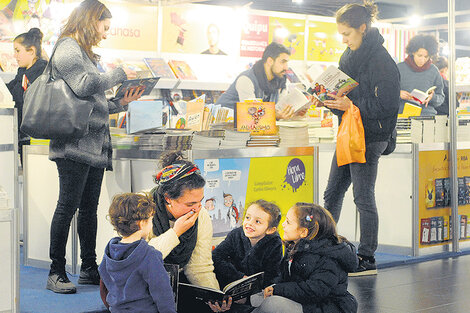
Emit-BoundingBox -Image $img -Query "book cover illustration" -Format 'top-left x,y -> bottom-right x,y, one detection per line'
436,216 -> 444,242
465,176 -> 470,204
236,102 -> 276,135
168,60 -> 197,80
115,77 -> 160,99
435,178 -> 445,208
178,272 -> 264,303
143,57 -> 177,79
430,216 -> 438,243
420,218 -> 431,244
310,65 -> 358,103
460,215 -> 468,239
443,178 -> 451,207
425,178 -> 435,209
458,177 -> 466,205
186,94 -> 206,131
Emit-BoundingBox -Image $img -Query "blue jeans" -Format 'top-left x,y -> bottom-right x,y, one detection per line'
49,158 -> 104,274
251,296 -> 303,313
323,141 -> 388,257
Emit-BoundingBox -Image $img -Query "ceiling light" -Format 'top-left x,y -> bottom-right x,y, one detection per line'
292,0 -> 303,3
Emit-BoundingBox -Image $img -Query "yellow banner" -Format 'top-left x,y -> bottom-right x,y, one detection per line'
307,20 -> 344,62
268,16 -> 305,61
418,150 -> 470,247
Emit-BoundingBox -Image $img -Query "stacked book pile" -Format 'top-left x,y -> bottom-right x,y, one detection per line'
277,122 -> 309,147
458,117 -> 470,141
396,118 -> 412,143
246,135 -> 280,147
191,134 -> 221,150
163,129 -> 193,150
138,132 -> 166,150
220,130 -> 250,149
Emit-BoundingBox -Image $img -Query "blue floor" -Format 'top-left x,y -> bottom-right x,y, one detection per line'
19,248 -> 470,312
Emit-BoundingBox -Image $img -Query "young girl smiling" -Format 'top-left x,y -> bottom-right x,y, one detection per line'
253,202 -> 358,313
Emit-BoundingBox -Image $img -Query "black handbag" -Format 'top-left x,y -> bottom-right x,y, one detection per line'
21,40 -> 93,140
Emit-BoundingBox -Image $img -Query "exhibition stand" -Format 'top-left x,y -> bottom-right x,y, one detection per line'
0,108 -> 19,313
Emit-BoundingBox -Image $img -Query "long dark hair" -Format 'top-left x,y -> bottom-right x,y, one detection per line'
284,202 -> 343,259
14,27 -> 43,59
336,1 -> 378,32
154,151 -> 205,201
59,0 -> 112,62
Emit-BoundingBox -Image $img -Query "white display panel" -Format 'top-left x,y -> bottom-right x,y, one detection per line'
0,210 -> 13,312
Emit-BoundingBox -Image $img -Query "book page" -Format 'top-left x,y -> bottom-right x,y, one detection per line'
223,272 -> 264,302
311,65 -> 358,102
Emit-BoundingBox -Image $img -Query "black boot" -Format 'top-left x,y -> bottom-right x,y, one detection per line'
78,264 -> 100,285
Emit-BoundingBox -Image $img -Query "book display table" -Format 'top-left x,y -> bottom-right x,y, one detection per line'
23,142 -> 469,273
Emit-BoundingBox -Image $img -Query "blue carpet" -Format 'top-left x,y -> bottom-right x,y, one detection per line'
20,264 -> 108,313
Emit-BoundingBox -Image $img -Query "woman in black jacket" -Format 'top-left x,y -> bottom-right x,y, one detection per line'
319,1 -> 401,275
6,27 -> 47,166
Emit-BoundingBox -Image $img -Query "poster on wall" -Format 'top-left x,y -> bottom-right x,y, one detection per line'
161,5 -> 239,56
0,0 -> 158,53
194,153 -> 314,237
240,14 -> 269,58
268,16 -> 305,61
307,20 -> 344,63
418,150 -> 470,248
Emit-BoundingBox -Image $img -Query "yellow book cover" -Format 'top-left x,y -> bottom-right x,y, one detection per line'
236,102 -> 276,135
398,102 -> 422,118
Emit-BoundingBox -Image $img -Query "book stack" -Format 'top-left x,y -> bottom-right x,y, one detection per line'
396,118 -> 412,143
138,133 -> 166,150
191,134 -> 221,150
246,135 -> 280,147
458,117 -> 470,141
220,130 -> 250,149
163,129 -> 193,150
277,121 -> 310,147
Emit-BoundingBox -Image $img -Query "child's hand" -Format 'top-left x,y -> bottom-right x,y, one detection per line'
173,210 -> 199,237
263,286 -> 274,298
207,297 -> 232,312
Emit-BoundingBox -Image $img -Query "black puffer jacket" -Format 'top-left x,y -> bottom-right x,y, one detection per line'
334,27 -> 400,144
212,226 -> 282,289
273,238 -> 358,313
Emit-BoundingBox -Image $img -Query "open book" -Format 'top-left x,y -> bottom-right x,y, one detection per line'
310,65 -> 358,103
114,77 -> 160,99
410,86 -> 436,104
276,85 -> 311,113
178,272 -> 264,303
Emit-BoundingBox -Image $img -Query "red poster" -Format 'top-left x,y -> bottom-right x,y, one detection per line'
240,15 -> 269,57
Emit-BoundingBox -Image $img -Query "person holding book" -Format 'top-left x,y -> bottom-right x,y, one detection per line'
316,1 -> 400,276
46,0 -> 143,294
148,151 -> 220,312
98,192 -> 176,313
252,203 -> 358,313
210,199 -> 283,311
397,34 -> 444,116
6,27 -> 47,167
216,42 -> 305,120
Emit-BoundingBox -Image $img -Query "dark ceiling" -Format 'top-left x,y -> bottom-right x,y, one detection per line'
199,0 -> 470,57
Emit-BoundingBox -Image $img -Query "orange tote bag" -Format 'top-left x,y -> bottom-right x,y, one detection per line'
336,103 -> 366,167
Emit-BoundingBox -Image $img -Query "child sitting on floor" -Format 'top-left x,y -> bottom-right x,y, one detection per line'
209,199 -> 283,311
98,193 -> 176,313
252,202 -> 358,313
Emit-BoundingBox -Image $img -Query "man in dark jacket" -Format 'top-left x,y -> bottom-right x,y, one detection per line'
216,42 -> 298,120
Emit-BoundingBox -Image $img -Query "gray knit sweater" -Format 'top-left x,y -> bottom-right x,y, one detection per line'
397,62 -> 444,116
48,37 -> 127,170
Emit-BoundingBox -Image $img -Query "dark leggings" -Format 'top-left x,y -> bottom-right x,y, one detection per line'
49,158 -> 104,274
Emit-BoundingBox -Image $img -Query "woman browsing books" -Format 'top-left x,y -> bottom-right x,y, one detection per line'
313,1 -> 400,276
397,34 -> 445,116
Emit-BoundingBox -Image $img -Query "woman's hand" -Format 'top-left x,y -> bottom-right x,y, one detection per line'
400,90 -> 413,101
207,297 -> 232,312
263,286 -> 274,298
276,105 -> 295,120
424,90 -> 434,107
323,93 -> 352,111
173,210 -> 199,237
119,87 -> 145,106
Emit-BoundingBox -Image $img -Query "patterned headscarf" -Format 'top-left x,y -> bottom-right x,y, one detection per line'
154,163 -> 201,185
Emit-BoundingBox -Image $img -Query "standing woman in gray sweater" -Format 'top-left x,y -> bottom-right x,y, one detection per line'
397,34 -> 444,116
46,0 -> 143,294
